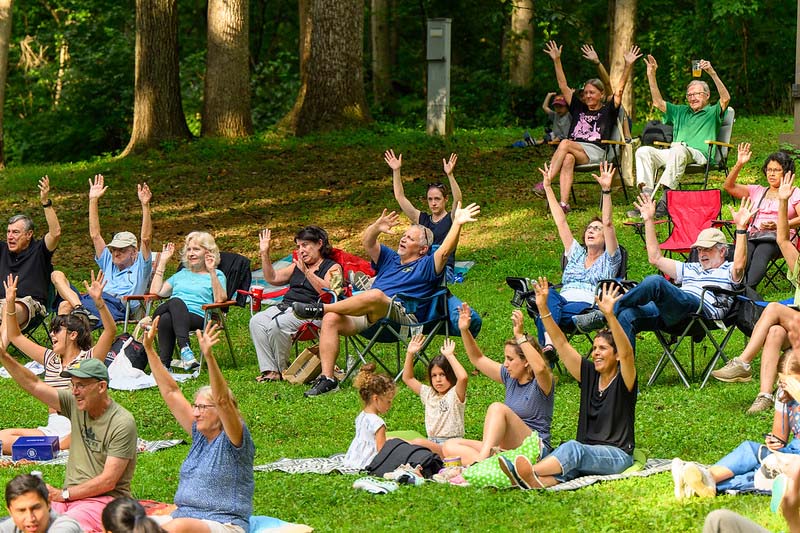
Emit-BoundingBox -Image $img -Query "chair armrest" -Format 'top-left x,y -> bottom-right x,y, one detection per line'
547,140 -> 560,146
701,285 -> 744,298
202,300 -> 236,311
122,294 -> 160,302
600,139 -> 628,146
653,141 -> 671,148
705,140 -> 734,148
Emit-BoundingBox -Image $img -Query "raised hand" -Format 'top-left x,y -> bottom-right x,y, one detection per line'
736,142 -> 752,166
596,282 -> 622,316
384,149 -> 402,171
731,196 -> 757,228
580,44 -> 599,64
88,174 -> 107,200
84,270 -> 107,303
457,302 -> 472,332
532,276 -> 550,314
443,153 -> 458,176
197,321 -> 221,357
406,333 -> 425,355
546,91 -> 556,98
143,316 -> 160,350
38,176 -> 51,203
779,172 -> 796,201
543,40 -> 562,61
3,274 -> 17,302
538,162 -> 553,188
699,59 -> 713,73
643,54 -> 658,75
633,193 -> 656,221
160,242 -> 175,262
624,45 -> 642,65
440,338 -> 455,357
374,209 -> 401,234
204,251 -> 216,272
258,229 -> 271,255
137,182 -> 152,205
452,201 -> 480,225
592,161 -> 616,191
511,309 -> 525,337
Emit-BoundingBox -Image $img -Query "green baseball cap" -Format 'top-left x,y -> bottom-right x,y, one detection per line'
60,358 -> 109,382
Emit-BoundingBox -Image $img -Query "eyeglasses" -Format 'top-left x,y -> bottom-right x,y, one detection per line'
766,167 -> 784,175
71,380 -> 100,391
586,225 -> 604,232
686,91 -> 707,99
192,403 -> 216,413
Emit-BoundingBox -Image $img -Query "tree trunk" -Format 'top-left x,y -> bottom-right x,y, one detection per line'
508,0 -> 533,87
0,0 -> 11,168
370,0 -> 391,106
281,0 -> 370,135
609,0 -> 637,120
121,0 -> 191,157
202,0 -> 252,137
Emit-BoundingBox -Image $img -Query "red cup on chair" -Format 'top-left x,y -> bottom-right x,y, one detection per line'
251,286 -> 264,312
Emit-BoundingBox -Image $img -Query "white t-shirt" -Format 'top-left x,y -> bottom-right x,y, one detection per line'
419,384 -> 465,440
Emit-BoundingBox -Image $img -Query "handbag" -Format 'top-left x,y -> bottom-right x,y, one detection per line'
365,438 -> 443,478
105,323 -> 148,371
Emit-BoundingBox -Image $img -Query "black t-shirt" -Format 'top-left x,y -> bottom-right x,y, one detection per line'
576,358 -> 637,454
283,257 -> 337,305
419,211 -> 455,269
0,238 -> 54,305
567,99 -> 620,147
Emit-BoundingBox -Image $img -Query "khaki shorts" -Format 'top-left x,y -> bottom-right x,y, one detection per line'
351,300 -> 417,333
0,296 -> 47,330
151,515 -> 245,533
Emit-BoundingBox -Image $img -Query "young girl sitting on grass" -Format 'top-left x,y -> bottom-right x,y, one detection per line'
343,364 -> 397,469
402,335 -> 468,457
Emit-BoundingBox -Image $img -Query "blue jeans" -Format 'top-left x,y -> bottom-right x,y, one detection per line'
613,275 -> 703,348
715,439 -> 800,492
447,293 -> 482,338
549,440 -> 633,482
534,288 -> 593,345
75,292 -> 126,329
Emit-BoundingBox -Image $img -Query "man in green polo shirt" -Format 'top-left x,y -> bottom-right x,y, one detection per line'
633,55 -> 731,217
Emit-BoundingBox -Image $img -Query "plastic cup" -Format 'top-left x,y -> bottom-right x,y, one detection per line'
443,456 -> 462,468
692,59 -> 701,77
251,286 -> 264,312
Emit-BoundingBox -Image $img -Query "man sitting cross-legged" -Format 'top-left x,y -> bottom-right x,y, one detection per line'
577,193 -> 750,347
294,202 -> 480,397
51,174 -> 153,327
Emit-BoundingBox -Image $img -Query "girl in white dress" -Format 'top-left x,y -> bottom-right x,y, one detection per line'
343,364 -> 396,469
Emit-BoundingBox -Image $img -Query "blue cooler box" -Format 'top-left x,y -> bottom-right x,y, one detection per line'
12,436 -> 60,461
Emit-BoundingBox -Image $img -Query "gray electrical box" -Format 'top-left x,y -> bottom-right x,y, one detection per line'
426,18 -> 452,136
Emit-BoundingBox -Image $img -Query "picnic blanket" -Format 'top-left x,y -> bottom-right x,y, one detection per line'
0,360 -> 45,377
546,458 -> 672,491
0,438 -> 184,467
254,453 -> 361,475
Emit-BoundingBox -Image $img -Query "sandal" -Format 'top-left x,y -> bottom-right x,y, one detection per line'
255,371 -> 281,383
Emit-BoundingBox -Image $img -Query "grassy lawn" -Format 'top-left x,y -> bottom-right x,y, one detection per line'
0,115 -> 797,531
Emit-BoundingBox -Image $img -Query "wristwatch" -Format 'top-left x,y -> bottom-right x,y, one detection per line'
62,488 -> 70,501
515,336 -> 528,345
41,199 -> 53,208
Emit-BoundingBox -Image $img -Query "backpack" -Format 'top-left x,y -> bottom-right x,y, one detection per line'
105,332 -> 148,371
365,438 -> 444,479
641,120 -> 674,146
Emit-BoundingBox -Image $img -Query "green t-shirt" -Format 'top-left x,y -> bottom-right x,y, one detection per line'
664,101 -> 723,153
58,389 -> 138,499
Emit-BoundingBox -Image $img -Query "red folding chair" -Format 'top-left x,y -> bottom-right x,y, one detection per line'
660,189 -> 723,259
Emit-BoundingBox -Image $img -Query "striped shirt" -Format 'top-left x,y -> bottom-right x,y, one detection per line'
43,348 -> 94,389
675,262 -> 739,319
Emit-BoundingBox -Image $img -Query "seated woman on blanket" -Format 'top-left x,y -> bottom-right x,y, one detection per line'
532,160 -> 621,363
500,279 -> 636,489
249,226 -> 342,382
712,171 -> 800,414
0,272 -> 115,454
143,319 -> 254,533
149,232 -> 227,370
441,303 -> 553,467
672,347 -> 800,499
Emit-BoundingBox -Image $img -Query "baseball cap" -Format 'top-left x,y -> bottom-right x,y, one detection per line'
60,358 -> 109,382
553,95 -> 567,106
107,231 -> 137,249
691,228 -> 727,248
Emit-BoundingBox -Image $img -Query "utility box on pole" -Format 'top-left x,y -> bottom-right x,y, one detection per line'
426,18 -> 452,136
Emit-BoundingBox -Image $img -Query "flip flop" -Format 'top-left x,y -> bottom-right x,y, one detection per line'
255,371 -> 281,383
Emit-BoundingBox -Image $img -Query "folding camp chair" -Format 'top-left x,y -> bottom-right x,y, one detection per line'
660,189 -> 723,260
648,246 -> 743,388
344,288 -> 450,381
571,107 -> 632,205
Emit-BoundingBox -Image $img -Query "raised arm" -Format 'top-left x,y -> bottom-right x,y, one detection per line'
39,176 -> 61,252
386,149 -> 420,223
443,153 -> 463,216
200,322 -> 244,447
596,283 -> 635,391
511,309 -> 552,396
362,209 -> 400,263
88,174 -> 108,257
257,229 -> 293,286
540,163 -> 574,251
402,333 -> 425,395
205,253 -> 227,303
541,92 -> 556,114
149,243 -> 174,297
544,41 -> 574,104
593,161 -> 619,256
730,197 -> 757,284
440,337 -> 468,403
0,346 -> 60,411
532,277 -> 582,381
778,172 -> 800,267
138,182 -> 152,259
636,193 -> 678,278
433,201 -> 480,274
723,143 -> 752,199
700,59 -> 730,111
643,55 -> 666,113
4,275 -> 47,363
581,44 -> 612,99
143,316 -> 194,433
457,302 -> 502,383
85,270 -> 117,358
612,45 -> 642,107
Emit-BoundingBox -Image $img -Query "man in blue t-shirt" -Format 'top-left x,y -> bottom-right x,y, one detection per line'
50,175 -> 152,327
295,202 -> 481,397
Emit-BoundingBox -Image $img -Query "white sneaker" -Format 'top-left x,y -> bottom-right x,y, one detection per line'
352,477 -> 398,494
683,462 -> 716,498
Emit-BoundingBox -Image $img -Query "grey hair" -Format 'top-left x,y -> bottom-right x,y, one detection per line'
714,243 -> 728,253
687,80 -> 710,94
194,384 -> 239,409
7,215 -> 34,232
410,224 -> 435,250
584,78 -> 606,94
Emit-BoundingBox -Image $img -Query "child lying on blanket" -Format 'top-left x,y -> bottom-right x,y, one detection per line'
343,364 -> 397,469
401,336 -> 468,457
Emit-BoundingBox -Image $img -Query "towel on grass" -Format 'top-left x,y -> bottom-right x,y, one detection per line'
546,458 -> 672,491
254,454 -> 360,475
0,438 -> 184,467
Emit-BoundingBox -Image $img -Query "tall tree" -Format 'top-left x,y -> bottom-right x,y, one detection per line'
370,0 -> 391,106
608,0 -> 636,119
122,0 -> 191,157
0,0 -> 11,167
203,0 -> 252,137
281,0 -> 370,135
508,0 -> 533,87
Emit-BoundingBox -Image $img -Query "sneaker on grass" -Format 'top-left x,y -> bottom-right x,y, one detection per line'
352,477 -> 398,494
711,358 -> 752,383
747,393 -> 774,414
304,375 -> 339,397
683,462 -> 716,498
